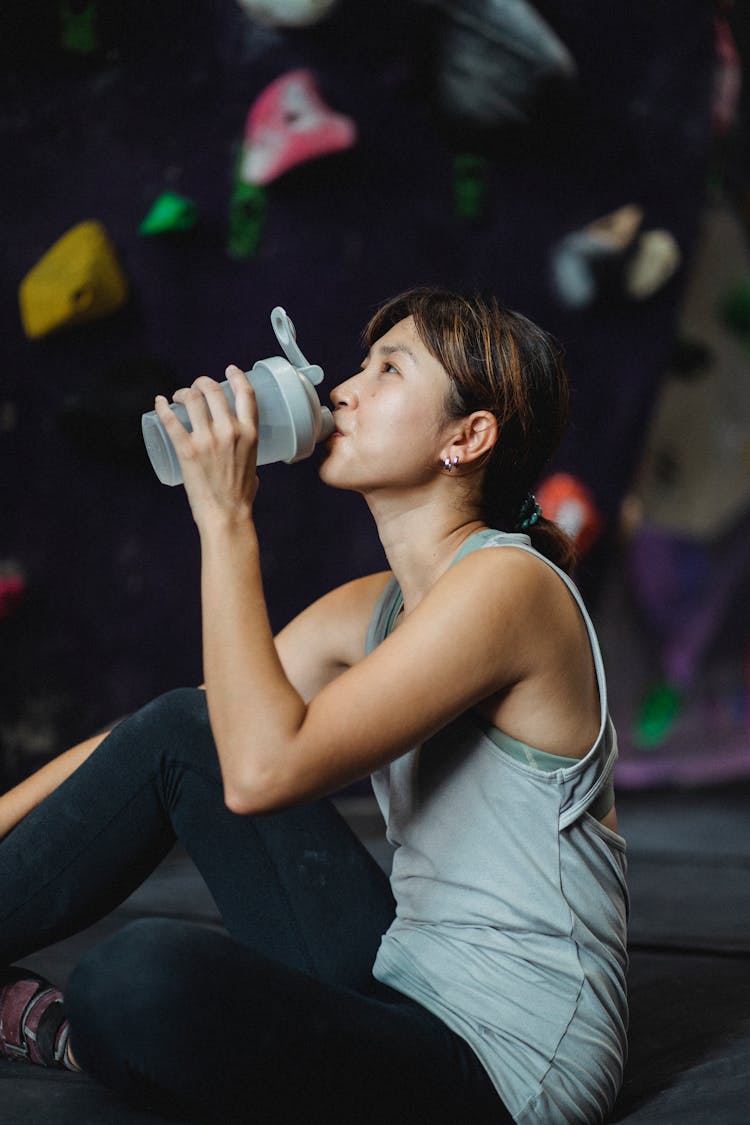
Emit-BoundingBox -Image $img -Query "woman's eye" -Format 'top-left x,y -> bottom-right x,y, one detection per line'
384,363 -> 399,374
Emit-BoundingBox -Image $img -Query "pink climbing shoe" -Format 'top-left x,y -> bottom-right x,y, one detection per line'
240,69 -> 357,186
0,970 -> 72,1068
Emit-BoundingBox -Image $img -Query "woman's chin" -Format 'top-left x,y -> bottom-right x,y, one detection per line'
318,454 -> 347,488
317,452 -> 335,481
318,456 -> 366,495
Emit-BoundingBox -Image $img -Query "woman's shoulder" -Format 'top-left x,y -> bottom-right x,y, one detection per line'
430,541 -> 587,665
445,538 -> 568,608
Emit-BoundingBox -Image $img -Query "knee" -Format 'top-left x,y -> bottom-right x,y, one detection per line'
65,919 -> 199,1063
119,688 -> 217,772
130,687 -> 210,739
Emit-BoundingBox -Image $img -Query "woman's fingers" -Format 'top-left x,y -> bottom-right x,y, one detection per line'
169,373 -> 256,431
191,377 -> 232,423
225,365 -> 258,430
154,367 -> 257,451
169,384 -> 213,438
154,393 -> 189,443
154,366 -> 260,521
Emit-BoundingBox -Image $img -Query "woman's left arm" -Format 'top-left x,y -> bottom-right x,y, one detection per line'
155,370 -> 533,815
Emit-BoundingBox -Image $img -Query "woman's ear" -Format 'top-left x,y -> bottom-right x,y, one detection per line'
442,411 -> 497,466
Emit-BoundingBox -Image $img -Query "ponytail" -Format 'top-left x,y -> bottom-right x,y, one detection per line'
511,492 -> 577,575
525,516 -> 577,575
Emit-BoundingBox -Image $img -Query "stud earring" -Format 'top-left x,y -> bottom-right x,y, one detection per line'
443,457 -> 452,471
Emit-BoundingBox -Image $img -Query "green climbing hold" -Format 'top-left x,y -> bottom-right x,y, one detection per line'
227,178 -> 267,260
60,1 -> 99,55
719,278 -> 750,342
139,193 -> 198,236
634,682 -> 683,750
453,154 -> 489,222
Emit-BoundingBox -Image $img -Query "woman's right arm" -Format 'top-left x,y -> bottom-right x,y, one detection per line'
0,730 -> 110,840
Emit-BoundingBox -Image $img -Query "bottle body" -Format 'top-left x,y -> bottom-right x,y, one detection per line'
142,360 -> 333,486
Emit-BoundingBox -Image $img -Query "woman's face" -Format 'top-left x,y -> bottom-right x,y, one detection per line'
319,316 -> 455,494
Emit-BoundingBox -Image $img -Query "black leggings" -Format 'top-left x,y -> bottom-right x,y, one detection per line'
0,688 -> 512,1124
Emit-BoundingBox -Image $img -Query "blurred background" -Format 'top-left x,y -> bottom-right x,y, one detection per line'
1,0 -> 748,797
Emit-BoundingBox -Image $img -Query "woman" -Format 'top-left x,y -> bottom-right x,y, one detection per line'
0,288 -> 627,1124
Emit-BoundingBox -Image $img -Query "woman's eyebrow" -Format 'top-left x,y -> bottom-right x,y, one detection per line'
377,343 -> 418,366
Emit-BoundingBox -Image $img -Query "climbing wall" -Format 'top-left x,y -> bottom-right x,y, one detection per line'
0,0 -> 722,783
599,198 -> 750,786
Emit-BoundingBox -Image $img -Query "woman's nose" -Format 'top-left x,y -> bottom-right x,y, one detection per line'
330,376 -> 358,409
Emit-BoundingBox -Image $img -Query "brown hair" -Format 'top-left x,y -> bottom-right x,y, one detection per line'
365,286 -> 576,573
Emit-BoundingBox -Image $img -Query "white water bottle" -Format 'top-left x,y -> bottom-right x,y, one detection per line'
142,307 -> 335,486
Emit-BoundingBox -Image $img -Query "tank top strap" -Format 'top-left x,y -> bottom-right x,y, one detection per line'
365,575 -> 402,655
460,530 -> 610,719
462,530 -> 617,827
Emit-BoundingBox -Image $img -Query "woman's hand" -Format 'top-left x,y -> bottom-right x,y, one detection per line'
154,365 -> 260,530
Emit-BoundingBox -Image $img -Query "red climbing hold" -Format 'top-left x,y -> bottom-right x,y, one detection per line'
537,473 -> 604,557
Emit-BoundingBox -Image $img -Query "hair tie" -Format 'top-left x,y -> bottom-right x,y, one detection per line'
515,492 -> 542,531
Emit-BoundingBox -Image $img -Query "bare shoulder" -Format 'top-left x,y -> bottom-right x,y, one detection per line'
425,544 -> 593,693
274,570 -> 393,700
430,545 -> 576,650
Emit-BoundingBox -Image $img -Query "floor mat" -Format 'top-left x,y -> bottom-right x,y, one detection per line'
611,949 -> 750,1124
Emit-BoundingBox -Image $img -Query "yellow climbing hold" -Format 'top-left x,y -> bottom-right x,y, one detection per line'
19,221 -> 128,339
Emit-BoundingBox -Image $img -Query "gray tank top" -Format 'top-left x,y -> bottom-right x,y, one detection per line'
365,530 -> 628,1125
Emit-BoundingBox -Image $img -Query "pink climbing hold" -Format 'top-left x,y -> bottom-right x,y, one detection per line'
239,69 -> 357,186
0,564 -> 25,621
713,14 -> 742,138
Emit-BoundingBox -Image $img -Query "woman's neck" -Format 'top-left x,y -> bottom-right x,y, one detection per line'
367,495 -> 486,616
